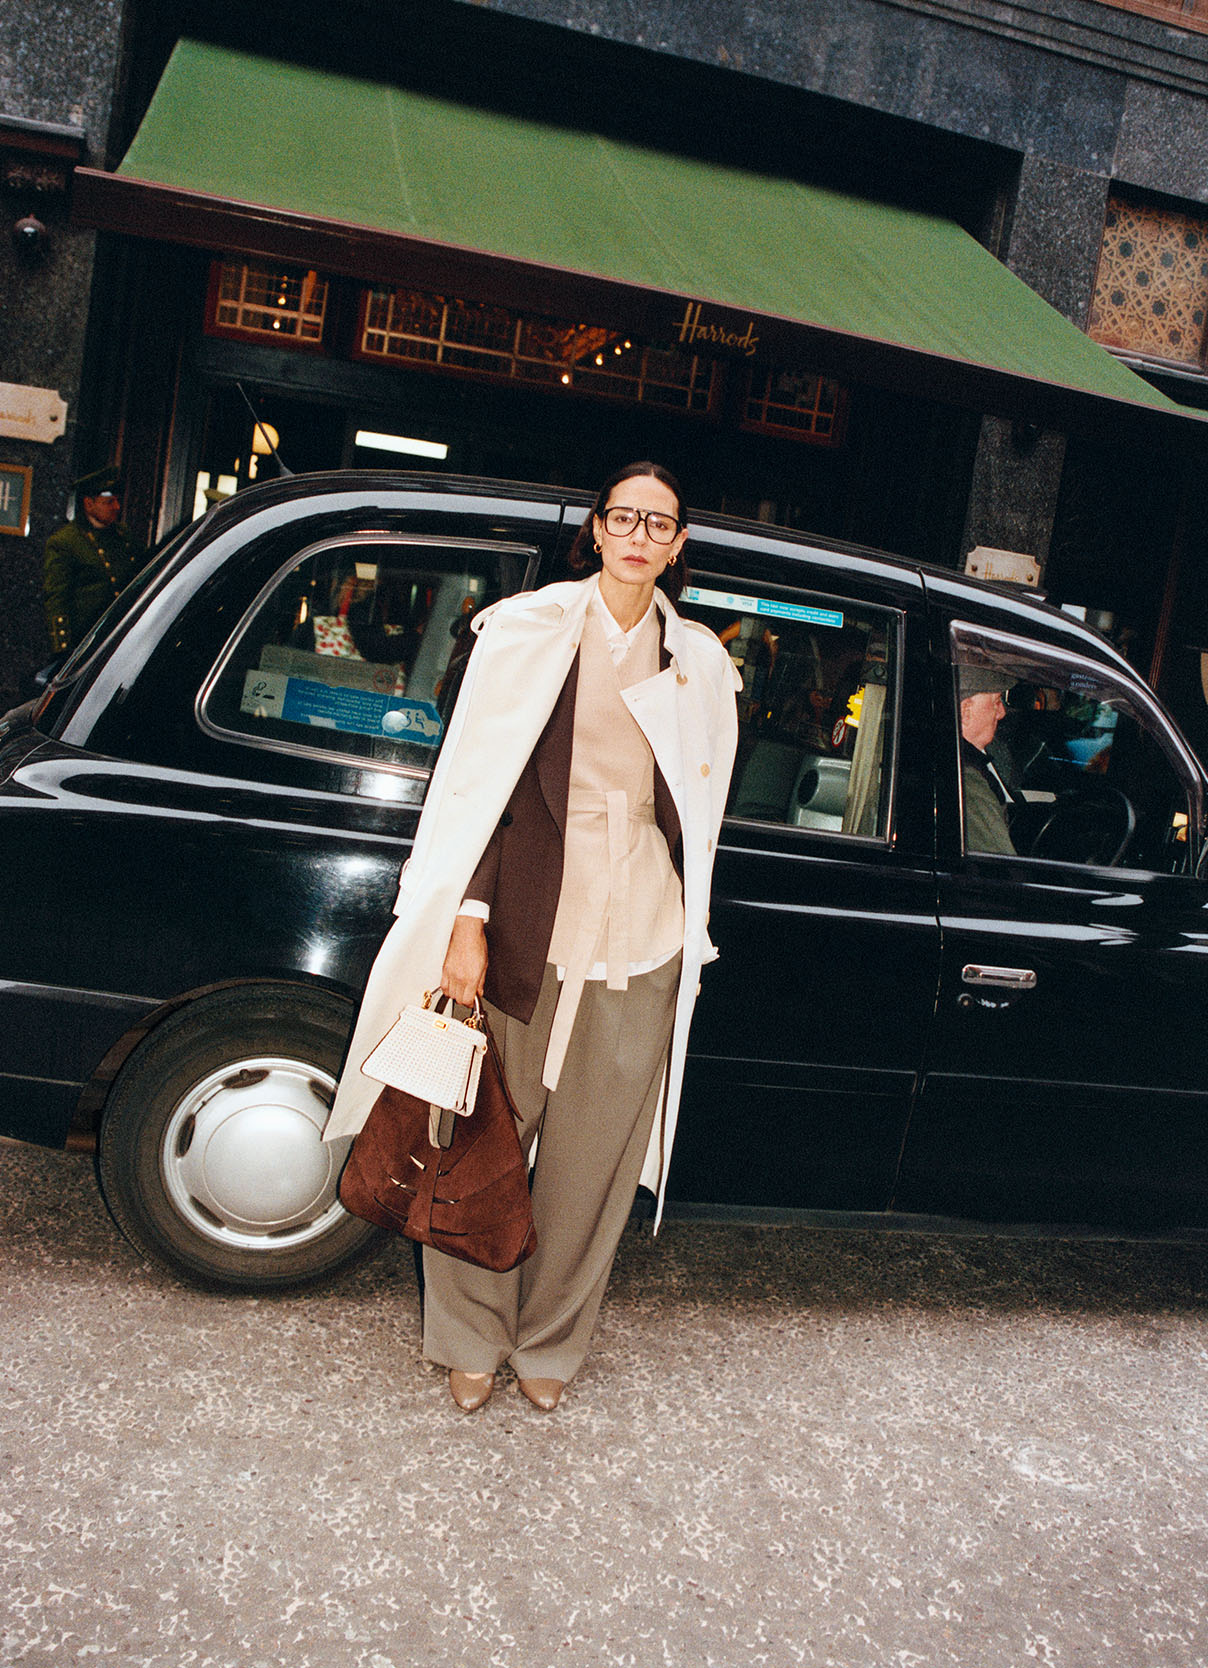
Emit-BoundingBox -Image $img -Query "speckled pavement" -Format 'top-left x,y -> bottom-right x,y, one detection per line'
3,1141 -> 1208,1668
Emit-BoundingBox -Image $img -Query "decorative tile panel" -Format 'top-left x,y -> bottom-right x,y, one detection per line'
1088,0 -> 1208,34
1088,197 -> 1208,367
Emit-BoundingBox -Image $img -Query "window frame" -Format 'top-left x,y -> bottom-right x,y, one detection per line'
951,620 -> 1204,871
204,259 -> 331,354
352,285 -> 723,419
195,531 -> 539,780
683,569 -> 906,848
737,365 -> 849,448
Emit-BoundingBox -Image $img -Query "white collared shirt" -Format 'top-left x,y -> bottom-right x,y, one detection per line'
592,589 -> 656,666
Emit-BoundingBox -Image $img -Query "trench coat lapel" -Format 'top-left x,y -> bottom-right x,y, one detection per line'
621,601 -> 711,889
397,584 -> 589,904
422,603 -> 580,820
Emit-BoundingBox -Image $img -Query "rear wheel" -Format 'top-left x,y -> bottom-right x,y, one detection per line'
97,985 -> 383,1291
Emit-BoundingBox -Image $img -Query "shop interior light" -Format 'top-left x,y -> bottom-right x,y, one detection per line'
191,470 -> 238,520
355,430 -> 449,460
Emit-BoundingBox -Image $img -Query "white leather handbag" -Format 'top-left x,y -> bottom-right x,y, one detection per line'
361,991 -> 488,1123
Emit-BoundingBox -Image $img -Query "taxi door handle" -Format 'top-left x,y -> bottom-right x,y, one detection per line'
961,964 -> 1037,990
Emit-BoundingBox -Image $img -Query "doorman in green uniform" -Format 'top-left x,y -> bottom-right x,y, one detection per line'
43,467 -> 145,654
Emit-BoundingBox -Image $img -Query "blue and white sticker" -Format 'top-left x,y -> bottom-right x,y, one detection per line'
241,670 -> 443,745
683,585 -> 843,629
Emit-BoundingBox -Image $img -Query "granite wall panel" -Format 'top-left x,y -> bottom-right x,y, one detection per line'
1115,80 -> 1208,199
0,0 -> 123,149
459,0 -> 1202,200
788,1 -> 1124,172
0,0 -> 125,705
1003,155 -> 1112,324
961,417 -> 1068,572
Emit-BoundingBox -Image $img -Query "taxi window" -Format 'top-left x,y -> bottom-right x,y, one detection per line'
200,536 -> 528,770
679,580 -> 899,839
953,623 -> 1196,872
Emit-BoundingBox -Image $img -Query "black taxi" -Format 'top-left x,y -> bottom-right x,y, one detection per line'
2,471 -> 1205,1289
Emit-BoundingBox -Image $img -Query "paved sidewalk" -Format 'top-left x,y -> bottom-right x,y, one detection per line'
2,1139 -> 1207,1667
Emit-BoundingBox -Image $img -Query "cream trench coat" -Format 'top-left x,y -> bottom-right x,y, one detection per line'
323,573 -> 741,1228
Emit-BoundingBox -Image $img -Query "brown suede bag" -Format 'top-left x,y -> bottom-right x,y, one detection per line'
338,1022 -> 536,1272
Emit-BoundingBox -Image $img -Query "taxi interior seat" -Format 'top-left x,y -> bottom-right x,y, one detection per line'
791,754 -> 851,831
731,740 -> 853,828
731,739 -> 802,822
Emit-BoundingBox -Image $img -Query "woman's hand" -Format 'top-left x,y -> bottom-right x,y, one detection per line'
441,914 -> 488,1007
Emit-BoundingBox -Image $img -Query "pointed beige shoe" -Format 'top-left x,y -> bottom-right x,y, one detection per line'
449,1370 -> 495,1412
518,1377 -> 564,1412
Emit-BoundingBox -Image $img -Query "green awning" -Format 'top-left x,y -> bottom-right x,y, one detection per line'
73,38 -> 1192,428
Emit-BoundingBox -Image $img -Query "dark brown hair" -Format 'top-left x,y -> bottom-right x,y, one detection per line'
567,460 -> 690,603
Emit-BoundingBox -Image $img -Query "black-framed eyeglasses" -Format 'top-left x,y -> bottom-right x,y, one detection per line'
602,505 -> 682,544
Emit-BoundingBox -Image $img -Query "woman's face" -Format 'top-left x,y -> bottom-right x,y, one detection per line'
592,474 -> 688,596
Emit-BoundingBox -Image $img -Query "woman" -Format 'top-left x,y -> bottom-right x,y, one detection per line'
325,462 -> 740,1412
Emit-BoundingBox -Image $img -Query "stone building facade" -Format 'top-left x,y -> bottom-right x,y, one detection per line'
0,0 -> 130,704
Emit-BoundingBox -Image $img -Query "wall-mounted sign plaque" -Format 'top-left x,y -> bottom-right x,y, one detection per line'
0,382 -> 67,444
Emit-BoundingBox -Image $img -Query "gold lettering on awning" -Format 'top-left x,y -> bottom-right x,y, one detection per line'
675,301 -> 760,358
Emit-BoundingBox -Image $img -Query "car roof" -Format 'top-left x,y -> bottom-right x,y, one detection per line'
53,468 -> 1144,740
189,468 -> 1129,671
40,467 -> 1206,805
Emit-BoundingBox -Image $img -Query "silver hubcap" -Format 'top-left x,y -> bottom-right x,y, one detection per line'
160,1054 -> 352,1253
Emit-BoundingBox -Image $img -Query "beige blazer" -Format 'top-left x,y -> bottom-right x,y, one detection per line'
323,573 -> 741,1228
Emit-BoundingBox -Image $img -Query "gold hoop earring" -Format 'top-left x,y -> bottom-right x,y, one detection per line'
593,541 -> 601,554
667,553 -> 676,565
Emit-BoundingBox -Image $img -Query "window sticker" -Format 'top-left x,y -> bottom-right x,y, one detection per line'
683,585 -> 844,629
240,670 -> 443,745
1068,670 -> 1110,696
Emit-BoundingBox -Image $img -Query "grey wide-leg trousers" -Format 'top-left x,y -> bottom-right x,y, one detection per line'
421,954 -> 679,1384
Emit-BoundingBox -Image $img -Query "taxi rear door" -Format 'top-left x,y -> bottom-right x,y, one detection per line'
667,542 -> 942,1213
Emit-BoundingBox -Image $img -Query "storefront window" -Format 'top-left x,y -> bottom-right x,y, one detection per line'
210,261 -> 329,346
741,367 -> 847,446
202,260 -> 846,447
358,286 -> 719,413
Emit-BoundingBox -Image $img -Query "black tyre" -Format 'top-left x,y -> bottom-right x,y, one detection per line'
97,985 -> 384,1291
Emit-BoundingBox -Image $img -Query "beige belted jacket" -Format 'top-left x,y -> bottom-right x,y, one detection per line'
323,573 -> 741,1228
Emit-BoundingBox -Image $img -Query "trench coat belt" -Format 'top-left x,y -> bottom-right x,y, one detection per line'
541,791 -> 656,1092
